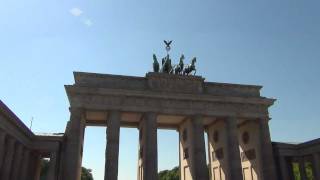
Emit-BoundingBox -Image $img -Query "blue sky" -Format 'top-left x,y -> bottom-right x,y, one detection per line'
1,0 -> 320,179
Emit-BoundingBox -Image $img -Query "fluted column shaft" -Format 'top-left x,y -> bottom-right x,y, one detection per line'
47,152 -> 58,180
259,119 -> 277,180
191,115 -> 209,180
20,149 -> 31,179
61,108 -> 86,180
279,156 -> 290,180
1,137 -> 15,180
313,153 -> 320,180
32,154 -> 41,180
179,116 -> 208,180
104,110 -> 121,180
0,130 -> 6,171
140,112 -> 158,180
11,143 -> 24,180
225,117 -> 243,180
298,157 -> 307,180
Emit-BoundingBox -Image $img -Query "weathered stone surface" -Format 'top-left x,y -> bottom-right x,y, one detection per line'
259,119 -> 277,180
11,143 -> 24,180
312,153 -> 320,180
138,112 -> 158,180
61,108 -> 86,180
20,149 -> 31,180
47,152 -> 58,180
1,137 -> 15,180
225,117 -> 243,180
105,111 -> 121,180
0,130 -> 6,171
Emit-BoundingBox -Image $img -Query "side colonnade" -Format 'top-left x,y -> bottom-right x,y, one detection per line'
0,100 -> 63,180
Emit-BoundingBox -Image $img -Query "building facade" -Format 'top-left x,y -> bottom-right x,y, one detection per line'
0,71 -> 319,180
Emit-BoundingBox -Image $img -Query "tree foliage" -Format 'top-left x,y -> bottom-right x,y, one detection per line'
40,159 -> 94,180
158,166 -> 179,180
81,167 -> 94,180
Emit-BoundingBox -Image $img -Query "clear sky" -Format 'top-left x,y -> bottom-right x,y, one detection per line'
1,0 -> 320,179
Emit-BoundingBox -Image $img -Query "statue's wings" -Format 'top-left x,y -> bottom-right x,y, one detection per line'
164,40 -> 172,47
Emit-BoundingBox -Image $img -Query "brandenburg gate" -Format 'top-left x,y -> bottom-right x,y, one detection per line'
1,42 -> 319,180
60,71 -> 277,180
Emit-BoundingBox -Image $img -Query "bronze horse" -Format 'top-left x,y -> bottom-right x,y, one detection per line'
174,54 -> 185,75
161,55 -> 173,74
183,57 -> 197,75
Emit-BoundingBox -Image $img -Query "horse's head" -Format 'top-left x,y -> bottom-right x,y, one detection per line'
180,54 -> 185,62
191,57 -> 197,64
153,54 -> 157,63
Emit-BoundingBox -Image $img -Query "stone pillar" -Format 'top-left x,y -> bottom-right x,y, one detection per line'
104,110 -> 121,180
313,153 -> 320,180
0,130 -> 6,171
138,112 -> 158,180
206,130 -> 212,179
47,152 -> 58,180
225,117 -> 243,180
61,108 -> 86,180
20,149 -> 31,179
298,157 -> 307,180
279,156 -> 290,180
192,115 -> 209,180
33,154 -> 42,180
1,137 -> 15,180
179,116 -> 208,180
11,143 -> 24,180
258,118 -> 277,180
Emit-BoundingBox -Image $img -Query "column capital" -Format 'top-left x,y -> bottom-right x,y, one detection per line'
142,112 -> 157,119
191,114 -> 204,125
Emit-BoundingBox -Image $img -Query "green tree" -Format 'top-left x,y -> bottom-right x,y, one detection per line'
159,165 -> 210,180
81,167 -> 94,180
40,159 -> 94,180
292,162 -> 314,180
158,166 -> 179,180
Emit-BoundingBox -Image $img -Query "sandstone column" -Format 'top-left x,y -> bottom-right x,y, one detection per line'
298,157 -> 307,180
258,118 -> 277,180
32,154 -> 42,180
104,110 -> 121,180
225,117 -> 243,180
1,137 -> 15,180
47,152 -> 58,180
0,130 -> 6,171
138,112 -> 158,180
20,149 -> 31,179
11,143 -> 24,180
191,115 -> 209,180
62,108 -> 86,180
279,156 -> 290,180
313,153 -> 320,180
179,116 -> 208,180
